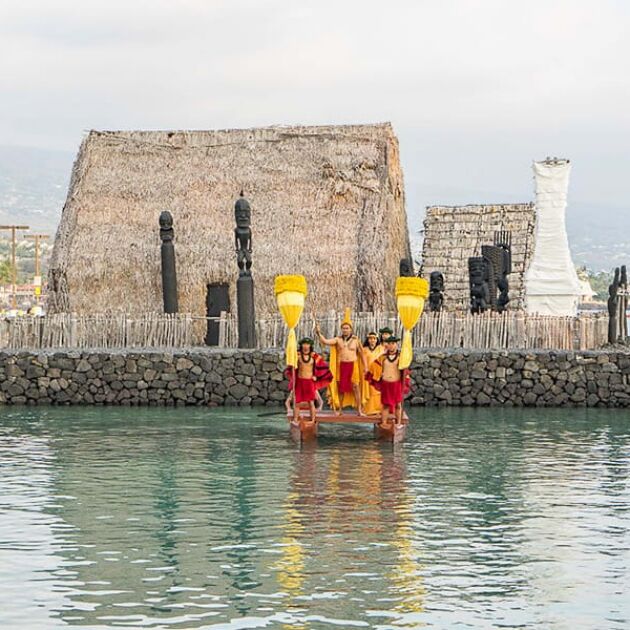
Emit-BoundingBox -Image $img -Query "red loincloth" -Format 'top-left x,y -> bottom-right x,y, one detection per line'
338,361 -> 355,393
284,352 -> 333,398
294,377 -> 317,404
380,379 -> 404,413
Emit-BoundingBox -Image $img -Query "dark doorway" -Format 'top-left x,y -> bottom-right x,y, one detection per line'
206,283 -> 230,346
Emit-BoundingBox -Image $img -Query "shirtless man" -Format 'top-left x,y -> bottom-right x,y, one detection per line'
368,336 -> 408,426
315,321 -> 367,415
284,338 -> 332,424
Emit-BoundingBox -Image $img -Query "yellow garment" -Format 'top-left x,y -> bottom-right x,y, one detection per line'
363,345 -> 384,415
328,339 -> 369,411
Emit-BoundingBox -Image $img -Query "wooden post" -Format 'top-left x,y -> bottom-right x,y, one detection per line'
25,233 -> 49,305
0,224 -> 30,309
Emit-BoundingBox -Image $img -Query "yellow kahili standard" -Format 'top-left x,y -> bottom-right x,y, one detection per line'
395,276 -> 429,369
274,275 -> 308,369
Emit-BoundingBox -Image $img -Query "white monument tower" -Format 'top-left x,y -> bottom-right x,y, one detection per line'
525,158 -> 581,316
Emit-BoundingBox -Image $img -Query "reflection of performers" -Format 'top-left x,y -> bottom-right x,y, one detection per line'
284,337 -> 332,423
362,331 -> 383,416
276,443 -> 424,621
368,336 -> 410,426
316,309 -> 368,415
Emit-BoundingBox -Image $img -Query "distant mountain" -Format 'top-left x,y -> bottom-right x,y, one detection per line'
564,201 -> 630,272
0,145 -> 74,235
0,145 -> 627,272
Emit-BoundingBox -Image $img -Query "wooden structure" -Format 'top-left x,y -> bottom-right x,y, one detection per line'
421,203 -> 536,311
48,124 -> 411,318
0,310 -> 609,351
288,409 -> 409,443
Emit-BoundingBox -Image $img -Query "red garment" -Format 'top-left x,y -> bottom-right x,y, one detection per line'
294,377 -> 317,403
366,353 -> 411,412
284,352 -> 333,394
380,379 -> 404,413
338,361 -> 355,393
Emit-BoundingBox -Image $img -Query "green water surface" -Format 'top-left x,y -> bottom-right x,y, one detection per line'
1,406 -> 629,629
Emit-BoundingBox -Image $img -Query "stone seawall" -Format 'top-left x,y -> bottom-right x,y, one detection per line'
1,349 -> 629,407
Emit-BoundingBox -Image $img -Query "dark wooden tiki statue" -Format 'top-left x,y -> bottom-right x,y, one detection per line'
469,257 -> 490,314
608,267 -> 620,344
399,258 -> 414,277
234,193 -> 256,348
159,211 -> 178,313
429,271 -> 445,312
494,231 -> 512,312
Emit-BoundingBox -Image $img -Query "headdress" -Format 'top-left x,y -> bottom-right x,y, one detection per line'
379,326 -> 393,335
341,308 -> 353,329
298,337 -> 314,348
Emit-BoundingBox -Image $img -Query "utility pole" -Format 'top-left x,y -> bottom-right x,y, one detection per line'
25,234 -> 49,305
0,224 -> 30,309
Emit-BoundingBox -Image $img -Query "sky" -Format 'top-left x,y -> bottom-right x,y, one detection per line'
1,0 -> 629,228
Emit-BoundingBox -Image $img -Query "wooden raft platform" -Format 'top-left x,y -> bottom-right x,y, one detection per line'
287,410 -> 409,443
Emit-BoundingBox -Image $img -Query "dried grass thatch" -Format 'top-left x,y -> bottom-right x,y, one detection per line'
421,203 -> 536,311
48,123 -> 410,317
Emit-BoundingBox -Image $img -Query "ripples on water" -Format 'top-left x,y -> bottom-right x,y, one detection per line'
1,407 -> 629,629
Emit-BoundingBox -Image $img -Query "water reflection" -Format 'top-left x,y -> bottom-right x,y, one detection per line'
274,441 -> 424,628
0,407 -> 629,628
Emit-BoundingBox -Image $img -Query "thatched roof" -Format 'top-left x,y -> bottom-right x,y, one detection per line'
421,203 -> 536,311
49,124 -> 410,318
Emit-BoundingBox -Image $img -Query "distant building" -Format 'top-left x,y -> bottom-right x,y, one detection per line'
420,203 -> 536,311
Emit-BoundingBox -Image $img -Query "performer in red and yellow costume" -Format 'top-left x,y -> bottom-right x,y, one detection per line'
284,337 -> 333,423
316,309 -> 369,415
367,336 -> 411,426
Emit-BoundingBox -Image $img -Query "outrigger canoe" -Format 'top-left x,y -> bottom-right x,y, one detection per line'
287,409 -> 408,443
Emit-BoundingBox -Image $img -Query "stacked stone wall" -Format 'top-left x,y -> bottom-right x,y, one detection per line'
1,349 -> 629,408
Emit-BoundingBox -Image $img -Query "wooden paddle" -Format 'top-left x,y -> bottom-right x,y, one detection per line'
257,410 -> 285,418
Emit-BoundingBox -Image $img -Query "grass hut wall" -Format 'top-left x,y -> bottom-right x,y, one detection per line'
48,124 -> 411,318
420,203 -> 536,311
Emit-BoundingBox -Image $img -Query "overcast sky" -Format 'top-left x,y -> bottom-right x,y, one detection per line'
1,0 -> 629,222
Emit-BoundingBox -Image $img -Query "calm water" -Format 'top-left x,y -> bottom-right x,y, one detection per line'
1,407 -> 630,629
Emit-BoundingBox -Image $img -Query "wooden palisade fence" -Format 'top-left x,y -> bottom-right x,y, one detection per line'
0,311 -> 609,351
0,313 -> 193,350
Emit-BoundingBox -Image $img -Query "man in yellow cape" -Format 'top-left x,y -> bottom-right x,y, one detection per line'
315,308 -> 369,414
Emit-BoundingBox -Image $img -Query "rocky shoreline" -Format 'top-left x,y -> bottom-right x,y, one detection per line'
1,348 -> 629,407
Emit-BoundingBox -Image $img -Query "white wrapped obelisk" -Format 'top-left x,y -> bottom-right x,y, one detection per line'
525,158 -> 581,316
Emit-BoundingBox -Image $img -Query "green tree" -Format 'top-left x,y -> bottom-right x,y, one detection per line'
588,270 -> 613,302
0,258 -> 12,284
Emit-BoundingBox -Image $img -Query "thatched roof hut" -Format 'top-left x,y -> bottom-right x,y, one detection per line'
421,203 -> 536,311
49,123 -> 410,318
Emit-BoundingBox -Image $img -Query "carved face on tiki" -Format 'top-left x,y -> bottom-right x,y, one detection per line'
399,258 -> 412,277
234,197 -> 251,228
430,271 -> 444,292
159,211 -> 173,229
159,211 -> 174,242
468,258 -> 486,285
